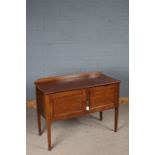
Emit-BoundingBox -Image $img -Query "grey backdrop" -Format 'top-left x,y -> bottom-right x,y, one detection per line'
26,0 -> 129,99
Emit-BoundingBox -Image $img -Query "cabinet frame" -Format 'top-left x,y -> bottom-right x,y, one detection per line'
35,71 -> 120,150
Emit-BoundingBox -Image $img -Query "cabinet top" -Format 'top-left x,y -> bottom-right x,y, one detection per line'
35,71 -> 120,94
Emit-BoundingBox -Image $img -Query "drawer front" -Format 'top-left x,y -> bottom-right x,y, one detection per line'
90,84 -> 117,110
51,90 -> 86,119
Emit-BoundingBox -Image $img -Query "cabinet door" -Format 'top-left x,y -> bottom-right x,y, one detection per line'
89,84 -> 117,111
51,90 -> 86,120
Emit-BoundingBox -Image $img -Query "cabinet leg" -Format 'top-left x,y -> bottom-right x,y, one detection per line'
37,109 -> 41,136
114,107 -> 119,132
99,111 -> 103,121
46,119 -> 52,151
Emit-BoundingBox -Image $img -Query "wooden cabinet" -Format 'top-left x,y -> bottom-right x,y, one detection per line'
35,71 -> 120,150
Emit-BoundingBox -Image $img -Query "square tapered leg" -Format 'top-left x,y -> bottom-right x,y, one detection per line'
46,119 -> 52,150
37,108 -> 42,136
99,111 -> 103,121
114,107 -> 119,132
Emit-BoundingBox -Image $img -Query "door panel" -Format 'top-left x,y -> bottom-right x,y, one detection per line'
51,90 -> 86,119
90,84 -> 116,110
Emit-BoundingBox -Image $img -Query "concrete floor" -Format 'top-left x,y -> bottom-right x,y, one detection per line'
26,105 -> 128,155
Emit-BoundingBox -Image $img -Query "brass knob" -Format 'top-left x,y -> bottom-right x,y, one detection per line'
86,100 -> 90,111
86,106 -> 90,111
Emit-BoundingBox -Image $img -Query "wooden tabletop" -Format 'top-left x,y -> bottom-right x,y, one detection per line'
35,71 -> 120,94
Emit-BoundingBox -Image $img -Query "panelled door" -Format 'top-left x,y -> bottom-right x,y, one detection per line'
89,84 -> 117,111
50,89 -> 86,120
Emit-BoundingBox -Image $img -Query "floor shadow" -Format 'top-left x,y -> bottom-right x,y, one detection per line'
27,142 -> 57,151
88,114 -> 101,121
77,117 -> 114,131
118,121 -> 129,130
27,143 -> 48,150
54,116 -> 114,146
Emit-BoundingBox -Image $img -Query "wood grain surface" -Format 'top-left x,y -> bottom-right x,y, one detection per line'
26,97 -> 128,108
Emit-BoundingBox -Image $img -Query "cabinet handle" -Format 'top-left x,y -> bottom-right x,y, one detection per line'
86,100 -> 90,111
